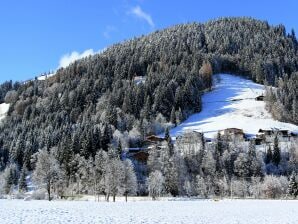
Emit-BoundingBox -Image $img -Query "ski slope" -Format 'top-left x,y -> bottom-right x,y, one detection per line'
170,74 -> 298,139
0,199 -> 297,224
0,103 -> 9,121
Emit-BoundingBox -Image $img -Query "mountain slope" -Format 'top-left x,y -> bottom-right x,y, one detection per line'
170,74 -> 298,139
0,17 -> 297,170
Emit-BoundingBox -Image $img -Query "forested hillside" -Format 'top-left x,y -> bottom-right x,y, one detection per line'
0,17 -> 297,181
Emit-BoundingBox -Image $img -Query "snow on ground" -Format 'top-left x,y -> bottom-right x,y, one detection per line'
170,74 -> 298,139
0,103 -> 9,121
0,199 -> 297,224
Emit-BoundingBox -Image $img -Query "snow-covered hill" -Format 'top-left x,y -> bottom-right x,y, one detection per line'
170,74 -> 298,139
0,103 -> 9,121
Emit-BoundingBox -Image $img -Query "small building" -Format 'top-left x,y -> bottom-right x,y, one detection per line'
124,147 -> 149,163
146,135 -> 165,144
255,137 -> 263,145
125,148 -> 144,153
255,95 -> 264,101
278,129 -> 290,138
131,151 -> 149,163
257,128 -> 292,142
176,131 -> 204,144
258,129 -> 274,135
219,128 -> 245,141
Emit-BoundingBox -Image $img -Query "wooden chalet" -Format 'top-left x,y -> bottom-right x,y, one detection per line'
146,135 -> 165,144
124,147 -> 149,163
257,128 -> 292,142
219,128 -> 245,141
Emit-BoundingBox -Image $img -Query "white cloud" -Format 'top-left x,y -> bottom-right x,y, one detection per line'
58,49 -> 96,68
130,6 -> 154,28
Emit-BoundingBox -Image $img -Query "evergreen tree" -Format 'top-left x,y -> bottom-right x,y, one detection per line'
4,167 -> 14,194
164,127 -> 174,156
102,124 -> 112,151
164,127 -> 170,142
247,140 -> 262,177
170,107 -> 176,126
265,145 -> 273,164
215,132 -> 223,156
200,133 -> 205,151
116,140 -> 122,159
272,135 -> 281,166
287,172 -> 298,198
18,165 -> 27,192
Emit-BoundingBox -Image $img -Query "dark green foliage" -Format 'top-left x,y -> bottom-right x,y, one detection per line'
272,135 -> 281,166
170,107 -> 176,126
247,140 -> 262,177
265,146 -> 273,164
18,165 -> 27,192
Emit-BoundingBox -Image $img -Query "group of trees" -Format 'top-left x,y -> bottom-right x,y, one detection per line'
0,17 -> 298,200
145,131 -> 298,199
265,73 -> 298,124
0,81 -> 21,104
1,130 -> 297,200
1,147 -> 138,202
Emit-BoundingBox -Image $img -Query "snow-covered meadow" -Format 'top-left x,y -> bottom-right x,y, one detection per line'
0,199 -> 297,224
170,74 -> 298,139
0,103 -> 9,121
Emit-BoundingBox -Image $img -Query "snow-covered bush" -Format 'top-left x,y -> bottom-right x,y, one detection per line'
14,192 -> 26,199
31,189 -> 47,200
261,175 -> 287,198
231,179 -> 248,198
195,175 -> 208,198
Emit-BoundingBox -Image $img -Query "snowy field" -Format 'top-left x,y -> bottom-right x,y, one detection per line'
0,199 -> 297,224
170,74 -> 298,139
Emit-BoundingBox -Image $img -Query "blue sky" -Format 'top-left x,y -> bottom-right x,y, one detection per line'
0,0 -> 297,83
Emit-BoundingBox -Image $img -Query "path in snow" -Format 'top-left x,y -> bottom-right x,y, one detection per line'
170,74 -> 298,139
0,199 -> 297,224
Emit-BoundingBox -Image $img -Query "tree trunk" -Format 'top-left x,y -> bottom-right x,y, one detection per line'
125,193 -> 128,202
113,194 -> 116,202
47,183 -> 51,201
